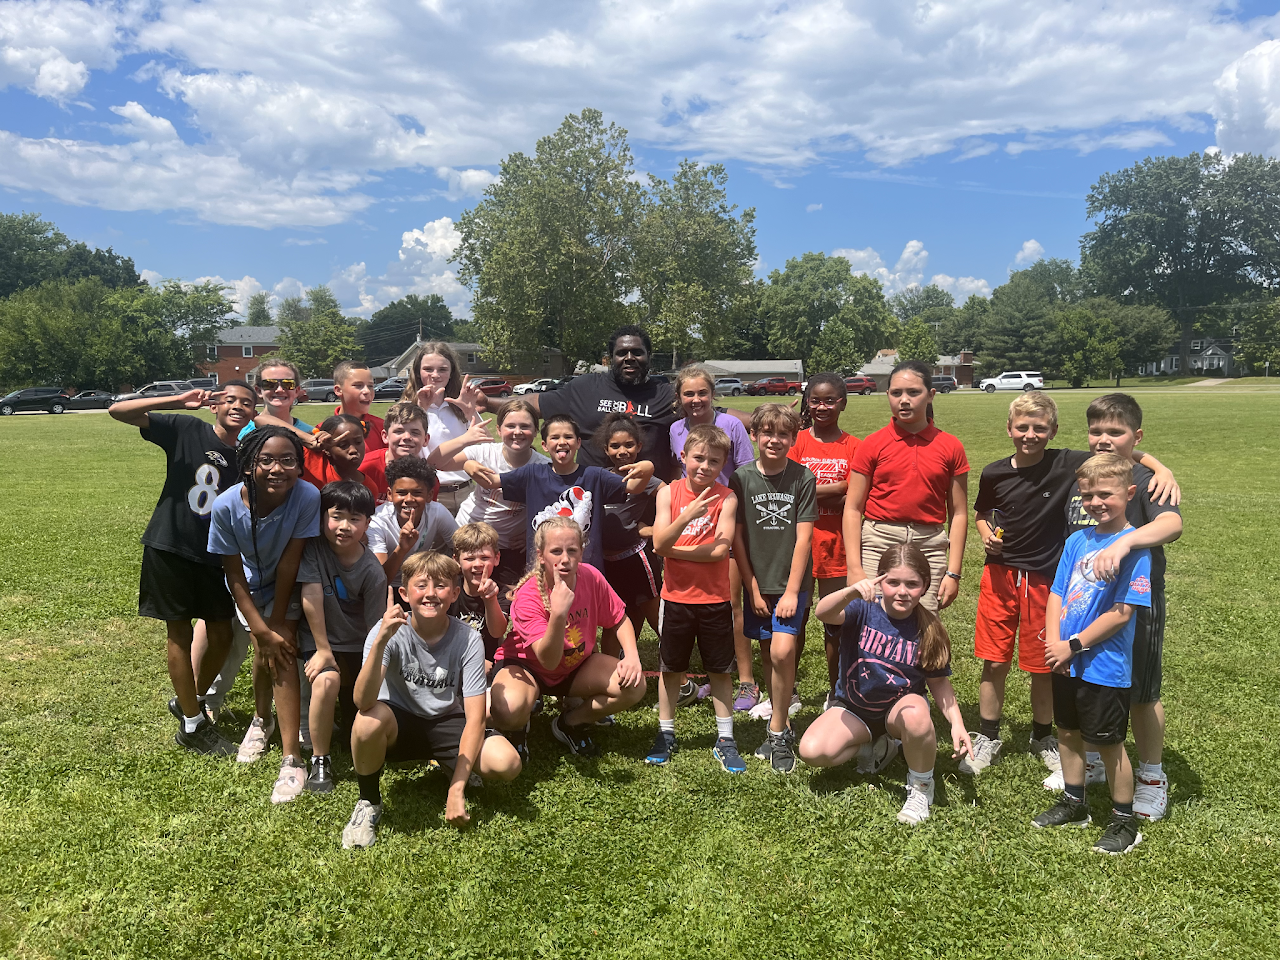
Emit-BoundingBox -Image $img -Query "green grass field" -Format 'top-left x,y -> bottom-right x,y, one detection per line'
2,385 -> 1278,959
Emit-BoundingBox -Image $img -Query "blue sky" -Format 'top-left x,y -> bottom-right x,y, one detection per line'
3,1 -> 1280,340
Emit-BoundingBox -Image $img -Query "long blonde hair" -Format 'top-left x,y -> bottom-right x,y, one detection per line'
511,516 -> 584,609
877,543 -> 950,671
401,341 -> 462,404
673,363 -> 716,417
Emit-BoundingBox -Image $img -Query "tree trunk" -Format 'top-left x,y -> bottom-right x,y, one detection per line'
1178,317 -> 1193,377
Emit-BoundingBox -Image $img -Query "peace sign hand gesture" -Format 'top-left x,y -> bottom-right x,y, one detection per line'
680,486 -> 718,523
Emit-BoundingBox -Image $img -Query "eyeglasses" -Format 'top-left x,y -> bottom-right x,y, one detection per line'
255,455 -> 299,469
809,397 -> 842,408
258,378 -> 297,391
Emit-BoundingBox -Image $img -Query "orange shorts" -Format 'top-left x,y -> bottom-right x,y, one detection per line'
974,564 -> 1050,674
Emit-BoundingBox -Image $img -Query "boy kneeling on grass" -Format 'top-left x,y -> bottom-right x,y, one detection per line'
343,552 -> 522,849
1033,453 -> 1151,855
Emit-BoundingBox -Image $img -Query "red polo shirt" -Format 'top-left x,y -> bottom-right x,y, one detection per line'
850,419 -> 969,525
332,407 -> 386,453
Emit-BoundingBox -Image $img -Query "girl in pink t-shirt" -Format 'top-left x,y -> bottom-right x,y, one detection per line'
489,517 -> 647,760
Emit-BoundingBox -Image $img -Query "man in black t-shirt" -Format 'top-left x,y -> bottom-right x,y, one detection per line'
110,382 -> 257,755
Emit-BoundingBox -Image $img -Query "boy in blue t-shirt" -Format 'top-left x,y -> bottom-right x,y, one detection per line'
1033,454 -> 1151,855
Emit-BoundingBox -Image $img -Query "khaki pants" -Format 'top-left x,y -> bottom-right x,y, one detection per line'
860,520 -> 949,612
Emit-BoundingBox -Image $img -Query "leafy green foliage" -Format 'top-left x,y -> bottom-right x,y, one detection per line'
937,295 -> 988,355
888,283 -> 954,323
896,317 -> 939,365
1238,298 -> 1280,372
245,291 -> 273,327
0,211 -> 140,299
1051,308 -> 1122,387
358,294 -> 455,360
276,285 -> 360,378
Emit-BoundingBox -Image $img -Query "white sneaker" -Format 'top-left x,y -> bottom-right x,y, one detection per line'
788,692 -> 802,717
897,777 -> 935,825
1042,759 -> 1106,792
1133,773 -> 1169,821
958,733 -> 1002,775
270,755 -> 306,804
236,715 -> 275,763
341,799 -> 383,849
1030,735 -> 1061,772
748,699 -> 773,721
856,735 -> 900,774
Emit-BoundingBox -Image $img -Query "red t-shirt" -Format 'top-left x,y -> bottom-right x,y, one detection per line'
789,429 -> 860,578
850,419 -> 969,525
501,562 -> 625,686
332,407 -> 386,453
358,449 -> 390,502
661,479 -> 732,604
303,448 -> 381,501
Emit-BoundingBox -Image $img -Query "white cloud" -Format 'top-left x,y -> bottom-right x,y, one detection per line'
1014,239 -> 1045,265
0,0 -> 120,102
834,241 -> 990,299
194,274 -> 267,315
930,273 -> 992,300
434,166 -> 500,200
139,268 -> 163,285
805,203 -> 822,212
1215,39 -> 1280,156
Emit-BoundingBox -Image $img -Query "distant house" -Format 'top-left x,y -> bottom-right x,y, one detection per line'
388,340 -> 566,379
200,326 -> 280,385
856,349 -> 975,389
702,359 -> 805,382
1137,338 -> 1236,377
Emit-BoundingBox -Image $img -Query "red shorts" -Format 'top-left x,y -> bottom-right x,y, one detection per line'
974,564 -> 1050,674
810,516 -> 846,580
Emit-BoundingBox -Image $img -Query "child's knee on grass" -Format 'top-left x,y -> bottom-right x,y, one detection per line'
799,709 -> 868,766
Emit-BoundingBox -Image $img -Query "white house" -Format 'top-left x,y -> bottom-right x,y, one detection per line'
1137,338 -> 1236,377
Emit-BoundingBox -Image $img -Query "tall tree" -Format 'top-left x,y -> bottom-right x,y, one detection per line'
761,253 -> 894,374
1072,297 -> 1177,383
979,263 -> 1069,375
1236,298 -> 1280,374
357,294 -> 454,360
276,285 -> 360,378
937,295 -> 989,354
0,211 -> 140,297
896,317 -> 939,365
1052,309 -> 1123,388
887,284 -> 954,323
245,291 -> 273,326
711,279 -> 769,360
454,109 -> 645,368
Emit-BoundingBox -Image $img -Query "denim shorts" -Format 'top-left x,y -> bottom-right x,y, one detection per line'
742,591 -> 810,641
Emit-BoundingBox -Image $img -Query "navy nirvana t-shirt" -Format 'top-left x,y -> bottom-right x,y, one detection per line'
834,598 -> 951,720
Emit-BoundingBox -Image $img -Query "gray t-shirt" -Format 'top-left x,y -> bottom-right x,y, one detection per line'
296,538 -> 388,653
363,617 -> 486,719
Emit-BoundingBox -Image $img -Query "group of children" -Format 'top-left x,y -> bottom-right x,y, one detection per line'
114,347 -> 1181,855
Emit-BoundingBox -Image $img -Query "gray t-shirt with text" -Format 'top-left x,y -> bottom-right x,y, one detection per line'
362,617 -> 486,719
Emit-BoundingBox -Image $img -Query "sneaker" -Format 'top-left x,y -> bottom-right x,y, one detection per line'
1133,773 -> 1169,821
748,699 -> 773,721
767,729 -> 797,774
712,737 -> 747,774
168,695 -> 211,724
1092,812 -> 1144,854
958,733 -> 1003,775
341,799 -> 383,849
270,755 -> 307,804
174,715 -> 237,756
856,735 -> 900,774
752,735 -> 775,763
530,695 -> 544,716
897,778 -> 935,825
732,681 -> 761,712
1030,735 -> 1062,772
595,714 -> 616,727
551,715 -> 598,757
788,692 -> 802,717
695,683 -> 711,701
507,722 -> 530,767
645,729 -> 678,765
1031,794 -> 1092,829
1042,759 -> 1106,792
305,755 -> 335,793
675,678 -> 701,708
236,714 -> 275,764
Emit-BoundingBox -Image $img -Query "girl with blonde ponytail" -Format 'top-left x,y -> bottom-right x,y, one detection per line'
800,544 -> 974,826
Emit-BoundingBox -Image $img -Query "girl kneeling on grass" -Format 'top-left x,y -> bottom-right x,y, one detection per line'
488,517 -> 647,761
799,544 -> 973,825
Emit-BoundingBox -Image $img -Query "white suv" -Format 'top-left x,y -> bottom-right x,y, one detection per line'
979,371 -> 1044,393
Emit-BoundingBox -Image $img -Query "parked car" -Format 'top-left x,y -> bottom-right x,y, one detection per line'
979,371 -> 1044,393
843,376 -> 877,395
65,390 -> 117,410
745,377 -> 802,396
0,386 -> 72,415
714,377 -> 745,397
472,377 -> 512,398
302,379 -> 337,402
374,377 -> 407,400
513,378 -> 558,395
188,377 -> 218,391
931,376 -> 958,394
109,381 -> 197,403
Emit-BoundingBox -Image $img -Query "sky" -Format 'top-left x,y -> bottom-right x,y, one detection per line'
5,0 -> 1280,355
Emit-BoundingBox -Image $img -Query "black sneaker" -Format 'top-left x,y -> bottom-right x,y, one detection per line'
769,729 -> 797,774
1032,794 -> 1092,829
175,715 -> 237,756
645,730 -> 678,765
675,678 -> 701,709
306,755 -> 335,793
551,715 -> 598,757
530,695 -> 544,716
1092,812 -> 1144,854
168,695 -> 211,724
505,722 -> 530,766
712,737 -> 747,774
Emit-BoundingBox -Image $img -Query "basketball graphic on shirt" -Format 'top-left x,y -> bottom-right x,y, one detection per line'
532,485 -> 593,534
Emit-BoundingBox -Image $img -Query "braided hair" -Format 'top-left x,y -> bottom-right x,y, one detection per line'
234,425 -> 305,584
799,373 -> 847,430
511,516 -> 583,610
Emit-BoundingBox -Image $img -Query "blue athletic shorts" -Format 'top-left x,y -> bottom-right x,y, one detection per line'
742,591 -> 809,641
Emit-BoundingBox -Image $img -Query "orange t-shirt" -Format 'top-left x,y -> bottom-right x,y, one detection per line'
660,479 -> 732,605
303,448 -> 381,501
789,428 -> 860,579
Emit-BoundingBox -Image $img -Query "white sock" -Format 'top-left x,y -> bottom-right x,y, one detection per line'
1085,751 -> 1102,766
182,713 -> 202,733
1139,761 -> 1164,780
659,719 -> 675,734
716,715 -> 733,740
908,767 -> 934,788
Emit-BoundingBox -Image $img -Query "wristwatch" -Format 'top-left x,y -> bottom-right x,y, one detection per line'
1068,634 -> 1084,654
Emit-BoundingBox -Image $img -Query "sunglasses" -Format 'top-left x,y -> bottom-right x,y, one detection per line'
259,378 -> 297,391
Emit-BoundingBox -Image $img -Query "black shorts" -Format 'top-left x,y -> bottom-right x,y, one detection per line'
138,546 -> 234,623
299,647 -> 361,683
1052,673 -> 1130,746
604,547 -> 662,607
830,696 -> 888,741
492,657 -> 595,698
383,703 -> 465,768
1132,592 -> 1165,704
658,599 -> 736,674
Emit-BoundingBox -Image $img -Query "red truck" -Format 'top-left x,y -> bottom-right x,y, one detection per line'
745,377 -> 801,396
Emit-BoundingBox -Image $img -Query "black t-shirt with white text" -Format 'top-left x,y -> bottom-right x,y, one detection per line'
973,448 -> 1091,575
1065,462 -> 1179,592
140,413 -> 239,565
449,587 -> 510,661
538,373 -> 680,481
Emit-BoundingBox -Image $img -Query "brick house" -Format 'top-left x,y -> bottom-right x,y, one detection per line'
199,326 -> 281,385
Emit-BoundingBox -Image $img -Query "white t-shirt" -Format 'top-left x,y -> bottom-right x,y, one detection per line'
454,443 -> 550,548
423,402 -> 471,484
367,501 -> 459,589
